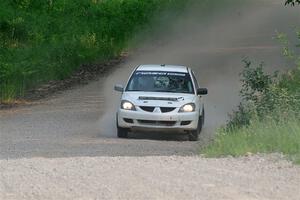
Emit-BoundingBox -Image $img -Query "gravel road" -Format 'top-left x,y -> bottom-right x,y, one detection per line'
1,155 -> 300,200
1,1 -> 300,199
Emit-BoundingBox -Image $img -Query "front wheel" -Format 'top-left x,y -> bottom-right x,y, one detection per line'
116,113 -> 128,138
188,117 -> 202,141
117,127 -> 128,138
202,108 -> 205,125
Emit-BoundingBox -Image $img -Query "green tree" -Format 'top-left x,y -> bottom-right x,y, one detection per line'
285,0 -> 300,5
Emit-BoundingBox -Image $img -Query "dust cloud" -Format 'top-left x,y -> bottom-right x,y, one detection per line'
97,0 -> 299,139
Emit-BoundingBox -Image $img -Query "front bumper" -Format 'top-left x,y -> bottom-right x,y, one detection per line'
117,109 -> 199,132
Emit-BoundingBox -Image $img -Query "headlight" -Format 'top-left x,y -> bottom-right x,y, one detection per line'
179,103 -> 195,112
121,100 -> 136,111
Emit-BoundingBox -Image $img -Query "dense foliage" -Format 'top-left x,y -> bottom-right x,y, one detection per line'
0,0 -> 187,102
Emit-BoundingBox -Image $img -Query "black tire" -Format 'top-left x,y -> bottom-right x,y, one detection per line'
188,117 -> 202,141
202,108 -> 205,125
117,126 -> 128,138
116,113 -> 128,138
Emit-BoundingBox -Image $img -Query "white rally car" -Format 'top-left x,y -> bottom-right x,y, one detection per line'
114,64 -> 207,141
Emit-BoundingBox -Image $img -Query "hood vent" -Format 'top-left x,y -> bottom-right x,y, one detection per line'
139,96 -> 179,101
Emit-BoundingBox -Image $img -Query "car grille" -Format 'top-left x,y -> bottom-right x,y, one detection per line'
137,120 -> 176,126
139,106 -> 176,113
140,106 -> 155,112
160,107 -> 176,113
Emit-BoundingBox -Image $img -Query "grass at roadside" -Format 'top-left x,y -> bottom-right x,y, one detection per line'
203,119 -> 300,164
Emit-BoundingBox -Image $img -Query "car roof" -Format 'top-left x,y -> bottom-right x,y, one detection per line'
136,64 -> 189,73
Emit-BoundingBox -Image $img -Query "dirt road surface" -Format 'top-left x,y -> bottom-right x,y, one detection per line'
1,1 -> 300,199
1,155 -> 300,200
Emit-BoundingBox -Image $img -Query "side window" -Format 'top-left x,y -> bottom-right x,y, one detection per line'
191,71 -> 199,89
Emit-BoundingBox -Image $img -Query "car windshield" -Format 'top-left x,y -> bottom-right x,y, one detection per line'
126,71 -> 194,94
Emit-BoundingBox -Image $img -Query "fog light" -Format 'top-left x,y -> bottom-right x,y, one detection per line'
181,121 -> 192,126
124,118 -> 134,123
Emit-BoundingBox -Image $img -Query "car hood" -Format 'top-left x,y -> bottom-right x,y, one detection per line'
122,92 -> 196,107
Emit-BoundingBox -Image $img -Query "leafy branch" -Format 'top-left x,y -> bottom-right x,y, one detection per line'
285,0 -> 300,6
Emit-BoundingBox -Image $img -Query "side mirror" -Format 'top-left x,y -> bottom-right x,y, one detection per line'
197,88 -> 208,95
114,84 -> 124,92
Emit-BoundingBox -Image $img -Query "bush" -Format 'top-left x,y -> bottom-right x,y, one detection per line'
228,59 -> 300,129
